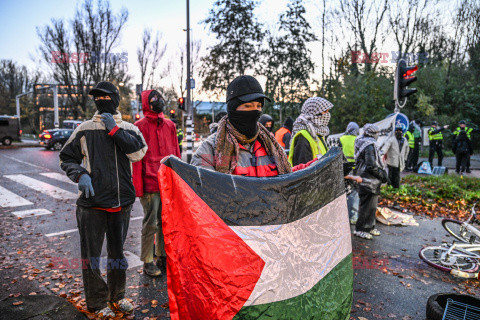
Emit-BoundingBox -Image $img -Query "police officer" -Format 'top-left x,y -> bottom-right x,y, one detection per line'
453,120 -> 479,173
428,121 -> 449,167
404,124 -> 415,171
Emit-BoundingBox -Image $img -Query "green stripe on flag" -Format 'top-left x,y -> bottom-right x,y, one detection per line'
234,254 -> 353,320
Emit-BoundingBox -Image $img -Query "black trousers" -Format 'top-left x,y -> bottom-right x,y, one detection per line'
429,141 -> 443,167
76,205 -> 132,311
406,146 -> 419,170
388,165 -> 401,189
355,191 -> 379,232
456,153 -> 470,173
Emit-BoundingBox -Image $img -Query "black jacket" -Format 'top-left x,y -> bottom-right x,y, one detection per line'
60,112 -> 148,208
354,144 -> 388,195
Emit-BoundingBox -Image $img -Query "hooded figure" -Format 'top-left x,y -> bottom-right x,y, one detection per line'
275,116 -> 294,149
289,97 -> 333,166
353,124 -> 388,240
380,125 -> 409,188
209,111 -> 228,134
132,89 -> 181,277
191,75 -> 311,176
259,114 -> 274,132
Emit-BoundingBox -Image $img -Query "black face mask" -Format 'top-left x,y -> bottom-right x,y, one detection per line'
150,99 -> 165,113
228,110 -> 262,139
95,100 -> 117,114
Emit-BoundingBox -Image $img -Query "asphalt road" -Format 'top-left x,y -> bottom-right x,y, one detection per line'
1,147 -> 479,319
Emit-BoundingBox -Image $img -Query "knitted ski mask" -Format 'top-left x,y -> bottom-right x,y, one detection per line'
89,82 -> 121,114
227,97 -> 263,139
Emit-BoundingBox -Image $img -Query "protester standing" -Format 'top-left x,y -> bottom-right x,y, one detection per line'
289,97 -> 333,166
428,121 -> 449,167
191,75 -> 314,176
453,127 -> 473,175
133,90 -> 181,277
60,81 -> 147,318
353,124 -> 388,240
339,122 -> 360,224
259,114 -> 274,133
275,117 -> 294,149
380,126 -> 409,189
209,111 -> 227,135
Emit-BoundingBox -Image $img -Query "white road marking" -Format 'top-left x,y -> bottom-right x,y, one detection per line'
11,208 -> 52,218
100,251 -> 143,273
45,215 -> 143,237
1,155 -> 49,170
40,172 -> 76,185
4,174 -> 77,200
46,229 -> 78,237
0,185 -> 33,207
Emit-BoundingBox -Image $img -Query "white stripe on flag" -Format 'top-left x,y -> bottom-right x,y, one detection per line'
230,194 -> 351,306
40,172 -> 76,185
4,174 -> 77,200
0,185 -> 33,207
11,208 -> 52,218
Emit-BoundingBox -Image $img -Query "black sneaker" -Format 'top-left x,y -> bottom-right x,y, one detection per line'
143,262 -> 161,277
156,256 -> 167,269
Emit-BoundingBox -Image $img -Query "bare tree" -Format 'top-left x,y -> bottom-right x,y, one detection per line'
36,0 -> 130,118
137,29 -> 167,90
335,0 -> 390,72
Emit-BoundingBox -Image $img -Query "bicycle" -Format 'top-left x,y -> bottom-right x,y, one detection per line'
442,204 -> 480,244
419,242 -> 480,274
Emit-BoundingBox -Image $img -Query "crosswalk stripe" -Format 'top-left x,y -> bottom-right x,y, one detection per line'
45,216 -> 143,237
46,229 -> 77,237
40,172 -> 76,185
99,251 -> 143,273
0,185 -> 33,208
11,208 -> 52,218
4,174 -> 77,200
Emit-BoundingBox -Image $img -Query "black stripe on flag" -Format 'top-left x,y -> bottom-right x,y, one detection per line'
162,147 -> 345,226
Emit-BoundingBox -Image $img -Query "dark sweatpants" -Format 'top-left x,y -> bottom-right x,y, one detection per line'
388,165 -> 401,189
76,205 -> 132,311
355,191 -> 379,232
456,153 -> 469,173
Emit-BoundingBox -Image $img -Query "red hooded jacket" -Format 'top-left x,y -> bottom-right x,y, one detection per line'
132,90 -> 181,196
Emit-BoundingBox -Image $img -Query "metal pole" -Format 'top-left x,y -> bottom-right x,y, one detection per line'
16,97 -> 20,119
186,0 -> 193,163
53,85 -> 59,128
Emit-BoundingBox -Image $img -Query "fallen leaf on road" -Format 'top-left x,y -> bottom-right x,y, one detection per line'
12,301 -> 23,306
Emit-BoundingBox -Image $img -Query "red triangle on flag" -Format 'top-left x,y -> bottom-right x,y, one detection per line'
159,165 -> 265,320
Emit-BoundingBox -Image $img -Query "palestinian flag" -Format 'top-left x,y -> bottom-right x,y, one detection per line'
158,148 -> 352,320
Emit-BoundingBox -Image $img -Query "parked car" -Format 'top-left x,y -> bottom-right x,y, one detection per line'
39,129 -> 73,150
0,115 -> 21,146
62,120 -> 83,130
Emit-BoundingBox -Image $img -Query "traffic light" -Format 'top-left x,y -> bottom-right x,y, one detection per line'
394,59 -> 418,109
170,109 -> 176,119
178,97 -> 186,111
135,114 -> 140,120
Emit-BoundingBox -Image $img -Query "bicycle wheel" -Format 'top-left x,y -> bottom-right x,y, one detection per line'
442,219 -> 480,244
419,246 -> 479,273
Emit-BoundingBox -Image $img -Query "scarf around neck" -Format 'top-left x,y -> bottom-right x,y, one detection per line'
214,117 -> 292,175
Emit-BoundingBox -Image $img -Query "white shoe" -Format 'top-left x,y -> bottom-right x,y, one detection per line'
354,231 -> 373,240
116,298 -> 134,313
96,306 -> 115,318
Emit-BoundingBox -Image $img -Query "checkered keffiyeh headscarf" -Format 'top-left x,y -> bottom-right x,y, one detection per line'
354,124 -> 383,166
292,97 -> 334,138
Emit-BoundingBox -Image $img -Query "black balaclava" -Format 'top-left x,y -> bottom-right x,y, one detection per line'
284,117 -> 294,132
149,90 -> 165,113
227,97 -> 263,139
95,94 -> 119,114
395,129 -> 403,139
